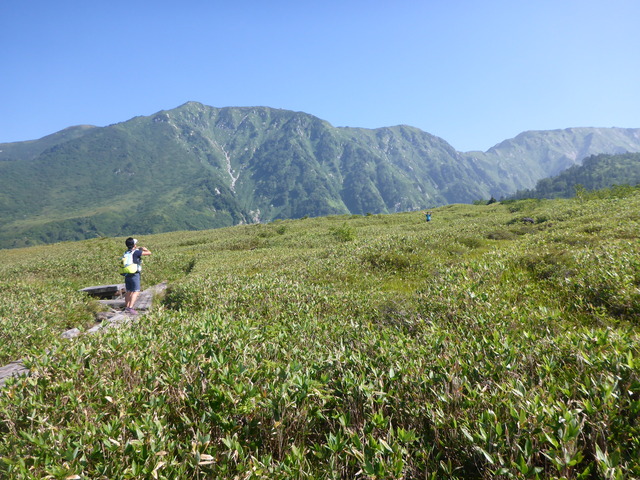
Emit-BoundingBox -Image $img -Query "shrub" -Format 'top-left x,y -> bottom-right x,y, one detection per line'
331,223 -> 356,242
486,229 -> 517,240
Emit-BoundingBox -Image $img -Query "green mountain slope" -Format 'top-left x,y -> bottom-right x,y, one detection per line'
0,125 -> 96,162
511,152 -> 640,199
465,127 -> 640,189
1,102 -> 639,248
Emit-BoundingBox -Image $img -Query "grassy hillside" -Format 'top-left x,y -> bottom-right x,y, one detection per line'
0,188 -> 639,478
0,103 -> 487,249
3,102 -> 640,250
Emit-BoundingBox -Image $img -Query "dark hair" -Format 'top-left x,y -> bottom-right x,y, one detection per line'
125,237 -> 136,249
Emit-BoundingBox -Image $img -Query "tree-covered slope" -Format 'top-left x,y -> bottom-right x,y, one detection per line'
511,152 -> 640,199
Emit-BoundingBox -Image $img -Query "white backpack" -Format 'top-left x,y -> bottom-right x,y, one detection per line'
119,249 -> 140,275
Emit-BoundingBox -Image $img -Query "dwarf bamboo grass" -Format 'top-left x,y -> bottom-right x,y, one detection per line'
1,189 -> 639,478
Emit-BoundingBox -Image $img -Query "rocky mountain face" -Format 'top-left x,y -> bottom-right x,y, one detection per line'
465,127 -> 640,189
1,101 -> 639,248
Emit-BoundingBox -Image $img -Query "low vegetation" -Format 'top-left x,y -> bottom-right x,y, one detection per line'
1,186 -> 639,479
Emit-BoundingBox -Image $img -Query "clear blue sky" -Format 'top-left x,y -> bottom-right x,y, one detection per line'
2,0 -> 639,151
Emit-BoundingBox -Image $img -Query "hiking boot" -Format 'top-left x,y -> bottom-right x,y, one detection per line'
125,307 -> 138,315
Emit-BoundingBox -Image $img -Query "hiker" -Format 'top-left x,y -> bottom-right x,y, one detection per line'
424,211 -> 432,222
123,237 -> 151,315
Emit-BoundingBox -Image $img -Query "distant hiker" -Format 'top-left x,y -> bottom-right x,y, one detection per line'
424,211 -> 432,222
122,237 -> 151,315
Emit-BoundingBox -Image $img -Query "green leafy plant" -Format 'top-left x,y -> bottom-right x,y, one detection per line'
1,188 -> 640,478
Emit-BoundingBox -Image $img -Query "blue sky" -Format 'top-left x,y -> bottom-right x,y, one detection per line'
2,0 -> 639,151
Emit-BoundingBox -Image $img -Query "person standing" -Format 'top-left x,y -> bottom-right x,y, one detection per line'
123,237 -> 151,315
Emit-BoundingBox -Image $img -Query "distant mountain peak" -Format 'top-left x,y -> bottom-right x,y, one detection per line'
1,103 -> 639,248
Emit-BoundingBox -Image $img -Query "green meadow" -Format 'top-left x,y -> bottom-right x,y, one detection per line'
1,187 -> 639,479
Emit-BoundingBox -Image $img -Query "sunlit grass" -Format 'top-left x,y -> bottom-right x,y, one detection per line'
1,187 -> 639,478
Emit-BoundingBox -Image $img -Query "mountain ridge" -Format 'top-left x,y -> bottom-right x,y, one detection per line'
1,101 -> 639,249
509,152 -> 640,199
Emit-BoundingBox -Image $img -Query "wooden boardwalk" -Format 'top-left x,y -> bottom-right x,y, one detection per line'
0,282 -> 167,388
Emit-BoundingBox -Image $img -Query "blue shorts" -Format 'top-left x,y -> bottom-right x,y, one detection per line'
125,272 -> 141,292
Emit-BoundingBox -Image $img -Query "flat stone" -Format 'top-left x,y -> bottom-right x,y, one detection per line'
99,299 -> 126,308
95,311 -> 113,322
61,328 -> 81,339
103,313 -> 131,329
87,324 -> 103,334
0,361 -> 29,387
